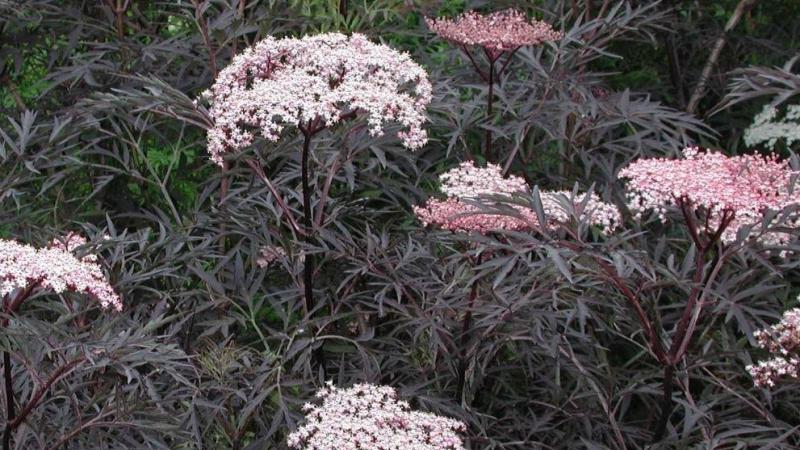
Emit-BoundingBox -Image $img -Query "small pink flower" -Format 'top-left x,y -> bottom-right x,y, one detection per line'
426,9 -> 562,59
49,232 -> 107,263
415,161 -> 620,234
619,147 -> 800,247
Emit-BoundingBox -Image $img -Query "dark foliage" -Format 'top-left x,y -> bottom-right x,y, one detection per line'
1,0 -> 799,448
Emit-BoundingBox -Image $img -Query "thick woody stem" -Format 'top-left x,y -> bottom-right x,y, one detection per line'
686,0 -> 759,114
104,0 -> 129,39
298,121 -> 331,376
218,161 -> 230,248
654,207 -> 734,442
679,198 -> 706,250
669,209 -> 734,363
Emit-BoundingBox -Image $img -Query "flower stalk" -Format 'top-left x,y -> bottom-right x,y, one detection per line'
0,237 -> 120,449
457,252 -> 482,399
201,35 -> 432,374
611,147 -> 800,441
427,9 -> 561,162
299,122 -> 317,315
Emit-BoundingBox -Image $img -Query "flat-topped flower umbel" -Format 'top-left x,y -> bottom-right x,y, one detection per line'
426,9 -> 562,60
619,146 -> 800,247
745,103 -> 800,151
0,235 -> 120,447
287,382 -> 466,450
202,32 -> 432,165
747,300 -> 800,387
426,10 -> 561,161
414,161 -> 535,233
415,161 -> 620,234
203,33 -> 432,317
0,237 -> 121,311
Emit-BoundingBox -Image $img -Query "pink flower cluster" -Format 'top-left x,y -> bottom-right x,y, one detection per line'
414,161 -> 620,234
414,161 -> 535,233
256,245 -> 286,268
747,304 -> 800,387
203,33 -> 433,166
438,159 -> 529,198
415,196 -> 537,233
287,382 -> 466,450
538,190 -> 622,234
0,237 -> 121,311
619,147 -> 800,246
426,9 -> 562,59
49,232 -> 99,262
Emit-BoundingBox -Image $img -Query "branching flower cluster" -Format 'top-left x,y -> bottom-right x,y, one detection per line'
0,237 -> 121,311
287,382 -> 466,450
256,245 -> 287,268
744,103 -> 800,151
414,162 -> 536,233
538,190 -> 622,234
620,147 -> 800,246
747,302 -> 800,387
202,33 -> 433,165
426,9 -> 561,162
426,9 -> 562,59
49,231 -> 109,263
438,160 -> 529,198
414,161 -> 620,234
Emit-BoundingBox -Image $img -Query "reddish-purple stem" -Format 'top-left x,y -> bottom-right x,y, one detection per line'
457,252 -> 482,399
